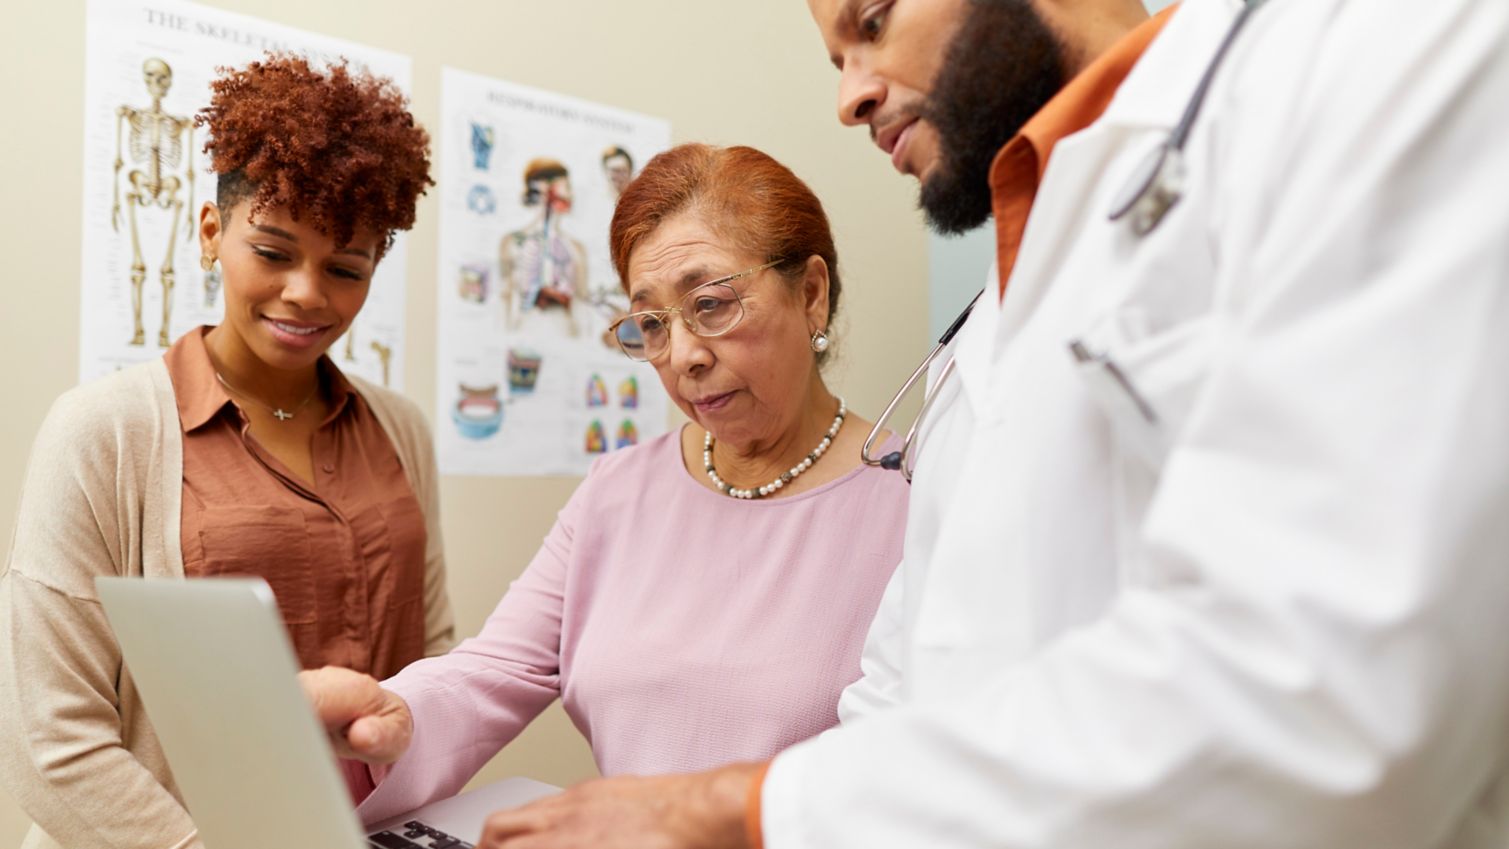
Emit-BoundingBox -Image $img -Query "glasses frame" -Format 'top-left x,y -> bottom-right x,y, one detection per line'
608,259 -> 783,362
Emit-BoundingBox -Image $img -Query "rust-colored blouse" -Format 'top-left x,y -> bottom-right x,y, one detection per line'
166,327 -> 428,680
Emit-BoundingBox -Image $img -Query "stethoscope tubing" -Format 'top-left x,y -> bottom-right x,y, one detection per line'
862,289 -> 982,477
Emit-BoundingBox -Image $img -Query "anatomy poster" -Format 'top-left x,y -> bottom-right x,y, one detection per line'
79,0 -> 412,388
436,68 -> 671,476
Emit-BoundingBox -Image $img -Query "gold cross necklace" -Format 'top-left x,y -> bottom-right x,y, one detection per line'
214,372 -> 319,422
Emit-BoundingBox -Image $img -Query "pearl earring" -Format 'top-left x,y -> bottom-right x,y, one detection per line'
810,330 -> 830,353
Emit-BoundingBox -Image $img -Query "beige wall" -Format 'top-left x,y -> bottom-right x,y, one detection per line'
0,0 -> 930,842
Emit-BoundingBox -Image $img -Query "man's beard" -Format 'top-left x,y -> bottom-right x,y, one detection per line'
919,0 -> 1069,235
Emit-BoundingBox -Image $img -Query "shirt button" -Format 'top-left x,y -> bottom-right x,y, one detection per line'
322,463 -> 335,473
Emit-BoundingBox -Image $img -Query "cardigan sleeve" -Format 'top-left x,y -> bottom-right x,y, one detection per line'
407,406 -> 457,658
0,390 -> 203,849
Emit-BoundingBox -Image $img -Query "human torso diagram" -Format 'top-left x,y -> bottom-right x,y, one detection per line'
500,223 -> 588,334
497,159 -> 589,338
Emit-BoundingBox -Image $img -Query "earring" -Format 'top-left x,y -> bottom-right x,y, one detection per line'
810,330 -> 830,353
199,254 -> 217,271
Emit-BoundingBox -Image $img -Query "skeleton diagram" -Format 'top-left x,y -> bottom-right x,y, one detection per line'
112,58 -> 194,347
499,159 -> 588,337
370,340 -> 394,386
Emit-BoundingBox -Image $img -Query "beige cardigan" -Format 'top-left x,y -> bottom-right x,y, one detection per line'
0,359 -> 455,849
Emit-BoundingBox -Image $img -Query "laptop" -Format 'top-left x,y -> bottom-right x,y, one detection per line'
97,576 -> 559,849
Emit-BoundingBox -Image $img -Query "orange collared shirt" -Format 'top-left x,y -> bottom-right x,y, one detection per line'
991,5 -> 1178,298
166,326 -> 429,680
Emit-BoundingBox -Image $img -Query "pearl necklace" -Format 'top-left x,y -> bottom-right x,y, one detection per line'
704,397 -> 847,500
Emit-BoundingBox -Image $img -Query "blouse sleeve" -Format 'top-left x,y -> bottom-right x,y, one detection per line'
409,410 -> 456,657
0,394 -> 204,849
355,469 -> 591,825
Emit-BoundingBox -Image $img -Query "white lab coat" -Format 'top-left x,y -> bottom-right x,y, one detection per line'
762,0 -> 1509,846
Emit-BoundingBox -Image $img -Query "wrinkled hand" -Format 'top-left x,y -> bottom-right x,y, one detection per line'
298,665 -> 412,764
478,762 -> 762,849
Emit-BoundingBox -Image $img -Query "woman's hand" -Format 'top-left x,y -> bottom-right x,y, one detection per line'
298,666 -> 413,764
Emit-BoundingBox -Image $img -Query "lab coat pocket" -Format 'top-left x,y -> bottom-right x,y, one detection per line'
1068,308 -> 1217,469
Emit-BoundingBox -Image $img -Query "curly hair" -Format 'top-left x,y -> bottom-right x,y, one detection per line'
195,54 -> 432,254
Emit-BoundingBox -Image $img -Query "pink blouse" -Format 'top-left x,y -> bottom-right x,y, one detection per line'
356,429 -> 908,823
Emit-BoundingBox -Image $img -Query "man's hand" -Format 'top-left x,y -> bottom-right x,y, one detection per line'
298,666 -> 413,764
478,761 -> 763,849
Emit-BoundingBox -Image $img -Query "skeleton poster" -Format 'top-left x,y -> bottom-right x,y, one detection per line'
79,0 -> 412,388
435,68 -> 671,476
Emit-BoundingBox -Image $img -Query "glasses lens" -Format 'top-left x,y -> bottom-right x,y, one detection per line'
616,312 -> 673,360
614,317 -> 649,360
686,283 -> 742,336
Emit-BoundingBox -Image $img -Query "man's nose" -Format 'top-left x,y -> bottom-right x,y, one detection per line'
837,63 -> 884,127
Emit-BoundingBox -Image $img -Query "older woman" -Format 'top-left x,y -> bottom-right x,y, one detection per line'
0,56 -> 449,849
304,143 -> 909,824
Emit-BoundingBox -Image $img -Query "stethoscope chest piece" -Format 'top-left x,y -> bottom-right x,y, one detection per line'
1108,141 -> 1186,237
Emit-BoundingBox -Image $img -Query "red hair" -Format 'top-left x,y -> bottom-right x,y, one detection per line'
609,144 -> 842,331
196,54 -> 432,254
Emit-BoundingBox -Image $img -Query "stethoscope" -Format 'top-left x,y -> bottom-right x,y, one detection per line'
862,0 -> 1268,481
861,287 -> 982,481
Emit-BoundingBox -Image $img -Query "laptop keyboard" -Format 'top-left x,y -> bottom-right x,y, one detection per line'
368,820 -> 475,849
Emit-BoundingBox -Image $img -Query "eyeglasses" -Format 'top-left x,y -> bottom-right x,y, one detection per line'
608,260 -> 782,362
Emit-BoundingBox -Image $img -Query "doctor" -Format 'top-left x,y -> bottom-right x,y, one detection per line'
363,0 -> 1509,845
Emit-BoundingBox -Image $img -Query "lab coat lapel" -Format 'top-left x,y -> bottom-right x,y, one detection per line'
949,267 -> 1003,423
991,0 -> 1243,356
1096,0 -> 1245,133
912,0 -> 1250,675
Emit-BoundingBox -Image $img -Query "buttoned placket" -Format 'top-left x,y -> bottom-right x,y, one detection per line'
232,406 -> 373,672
